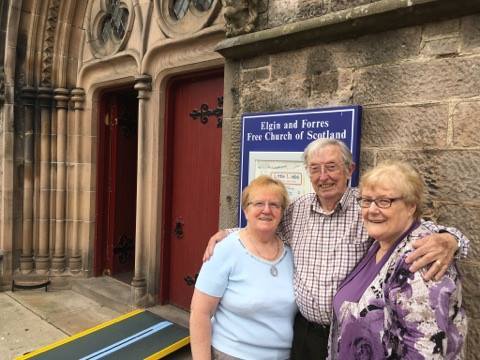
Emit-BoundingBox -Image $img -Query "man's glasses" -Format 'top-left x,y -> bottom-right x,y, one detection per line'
307,162 -> 342,175
248,201 -> 282,211
356,197 -> 402,209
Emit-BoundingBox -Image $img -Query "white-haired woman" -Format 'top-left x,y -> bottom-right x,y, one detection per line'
329,161 -> 467,359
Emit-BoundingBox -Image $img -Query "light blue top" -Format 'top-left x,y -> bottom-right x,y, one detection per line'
195,231 -> 297,360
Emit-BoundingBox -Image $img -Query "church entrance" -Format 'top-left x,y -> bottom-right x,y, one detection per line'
161,70 -> 224,310
95,87 -> 138,284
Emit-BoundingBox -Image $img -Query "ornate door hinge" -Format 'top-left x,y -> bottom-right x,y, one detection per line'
189,96 -> 223,128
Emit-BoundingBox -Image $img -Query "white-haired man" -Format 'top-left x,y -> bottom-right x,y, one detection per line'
204,138 -> 468,359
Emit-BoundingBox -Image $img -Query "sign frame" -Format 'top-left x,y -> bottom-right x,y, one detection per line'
239,105 -> 362,226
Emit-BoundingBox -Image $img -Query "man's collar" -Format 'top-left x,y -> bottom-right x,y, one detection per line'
311,187 -> 356,215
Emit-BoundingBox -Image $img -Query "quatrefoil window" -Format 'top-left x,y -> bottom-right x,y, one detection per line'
157,0 -> 219,38
99,0 -> 129,44
171,0 -> 214,20
87,0 -> 134,58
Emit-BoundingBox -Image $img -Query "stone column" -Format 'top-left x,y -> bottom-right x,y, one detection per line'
20,86 -> 36,274
35,87 -> 53,274
131,74 -> 151,304
68,88 -> 85,273
51,88 -> 69,272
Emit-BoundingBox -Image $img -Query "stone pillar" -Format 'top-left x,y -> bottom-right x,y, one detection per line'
20,86 -> 36,274
51,88 -> 69,272
68,88 -> 85,273
35,87 -> 53,274
131,74 -> 151,305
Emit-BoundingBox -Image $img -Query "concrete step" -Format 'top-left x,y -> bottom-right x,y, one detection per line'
71,276 -> 133,313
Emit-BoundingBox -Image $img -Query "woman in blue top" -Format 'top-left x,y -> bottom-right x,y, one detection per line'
190,175 -> 297,360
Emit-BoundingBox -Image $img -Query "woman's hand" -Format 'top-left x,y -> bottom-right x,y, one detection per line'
405,232 -> 457,280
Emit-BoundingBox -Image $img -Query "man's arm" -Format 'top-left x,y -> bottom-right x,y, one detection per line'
405,221 -> 470,280
202,229 -> 238,262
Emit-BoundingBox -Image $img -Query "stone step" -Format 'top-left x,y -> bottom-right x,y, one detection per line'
71,276 -> 133,313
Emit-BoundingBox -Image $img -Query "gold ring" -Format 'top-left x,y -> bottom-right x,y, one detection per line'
436,260 -> 442,266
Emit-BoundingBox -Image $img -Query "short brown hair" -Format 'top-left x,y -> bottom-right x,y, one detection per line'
241,175 -> 289,210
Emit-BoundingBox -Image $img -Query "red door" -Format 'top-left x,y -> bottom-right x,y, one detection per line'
95,89 -> 138,281
162,70 -> 223,310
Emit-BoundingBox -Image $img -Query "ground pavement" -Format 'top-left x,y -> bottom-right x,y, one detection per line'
0,289 -> 192,359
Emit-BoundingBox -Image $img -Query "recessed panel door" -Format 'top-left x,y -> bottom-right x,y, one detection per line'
96,89 -> 138,279
164,71 -> 223,310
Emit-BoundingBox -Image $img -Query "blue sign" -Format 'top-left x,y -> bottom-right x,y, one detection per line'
239,105 -> 362,226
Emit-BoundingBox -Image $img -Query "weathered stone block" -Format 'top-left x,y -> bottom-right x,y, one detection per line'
361,104 -> 448,148
267,0 -> 299,29
272,47 -> 318,79
224,60 -> 241,119
436,204 -> 480,261
330,0 -> 378,12
421,37 -> 459,57
376,150 -> 480,204
303,46 -> 337,76
219,174 -> 240,229
241,67 -> 270,82
241,56 -> 270,70
452,101 -> 480,147
359,149 -> 375,175
309,69 -> 353,105
297,0 -> 328,20
466,318 -> 480,359
330,27 -> 421,68
354,57 -> 480,105
459,263 -> 480,319
221,116 -> 241,176
241,79 -> 309,114
423,18 -> 459,38
461,14 -> 480,51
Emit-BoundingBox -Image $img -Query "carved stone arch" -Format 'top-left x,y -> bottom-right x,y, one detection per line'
40,0 -> 61,87
86,0 -> 135,58
155,0 -> 222,38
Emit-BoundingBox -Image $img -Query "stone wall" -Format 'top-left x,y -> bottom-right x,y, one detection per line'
220,10 -> 480,358
262,0 -> 382,29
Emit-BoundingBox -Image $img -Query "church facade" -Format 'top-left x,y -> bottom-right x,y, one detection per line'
0,0 -> 479,355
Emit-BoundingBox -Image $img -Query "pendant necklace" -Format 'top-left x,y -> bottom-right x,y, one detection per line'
247,236 -> 281,277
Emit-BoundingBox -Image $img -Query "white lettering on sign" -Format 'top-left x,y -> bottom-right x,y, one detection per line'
301,119 -> 329,129
261,121 -> 281,131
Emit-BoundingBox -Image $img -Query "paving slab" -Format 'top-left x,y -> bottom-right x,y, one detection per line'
1,288 -> 192,359
0,292 -> 66,359
9,289 -> 122,335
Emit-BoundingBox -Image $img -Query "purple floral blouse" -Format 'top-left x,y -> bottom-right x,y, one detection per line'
328,223 -> 467,359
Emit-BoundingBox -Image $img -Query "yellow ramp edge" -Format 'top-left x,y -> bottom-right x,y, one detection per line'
15,309 -> 145,360
144,336 -> 190,360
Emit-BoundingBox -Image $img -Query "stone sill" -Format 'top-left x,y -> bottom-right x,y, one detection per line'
216,0 -> 480,59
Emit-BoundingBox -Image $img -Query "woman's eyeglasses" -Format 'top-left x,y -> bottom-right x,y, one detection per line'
356,197 -> 402,209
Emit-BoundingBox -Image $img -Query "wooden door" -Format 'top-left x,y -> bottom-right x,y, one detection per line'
95,89 -> 138,278
162,70 -> 223,310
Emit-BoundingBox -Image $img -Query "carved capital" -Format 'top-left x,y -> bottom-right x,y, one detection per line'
134,74 -> 152,100
21,86 -> 37,107
54,88 -> 70,109
37,87 -> 53,108
222,0 -> 258,37
0,66 -> 4,105
70,88 -> 85,110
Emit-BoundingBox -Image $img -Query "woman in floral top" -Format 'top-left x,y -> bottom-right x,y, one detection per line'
329,160 -> 467,359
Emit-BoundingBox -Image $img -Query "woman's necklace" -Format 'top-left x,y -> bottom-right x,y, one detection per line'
247,236 -> 281,277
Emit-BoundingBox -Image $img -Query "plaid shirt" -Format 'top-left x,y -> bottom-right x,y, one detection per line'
277,187 -> 469,325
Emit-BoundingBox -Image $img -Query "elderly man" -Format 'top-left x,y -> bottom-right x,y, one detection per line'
205,138 -> 468,359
